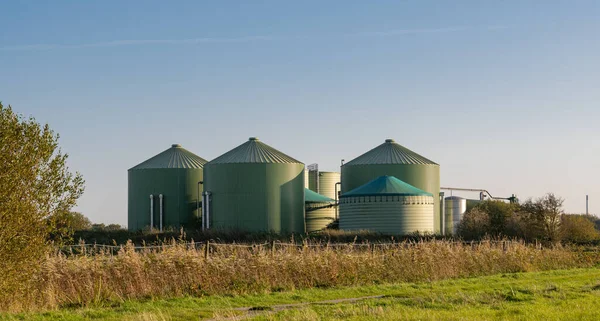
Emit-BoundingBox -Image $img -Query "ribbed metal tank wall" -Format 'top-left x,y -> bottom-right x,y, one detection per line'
340,196 -> 434,234
339,176 -> 434,235
341,139 -> 441,233
203,137 -> 305,233
306,206 -> 336,232
128,144 -> 207,231
445,196 -> 467,235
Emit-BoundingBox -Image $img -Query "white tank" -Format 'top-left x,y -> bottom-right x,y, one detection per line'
445,196 -> 467,235
304,169 -> 309,189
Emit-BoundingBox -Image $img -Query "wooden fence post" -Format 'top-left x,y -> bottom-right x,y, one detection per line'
204,240 -> 210,259
271,240 -> 275,257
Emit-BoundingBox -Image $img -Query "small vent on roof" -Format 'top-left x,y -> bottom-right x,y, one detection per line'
385,139 -> 395,143
249,137 -> 259,141
172,144 -> 182,148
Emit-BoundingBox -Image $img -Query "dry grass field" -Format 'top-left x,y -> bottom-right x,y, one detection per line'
3,239 -> 599,313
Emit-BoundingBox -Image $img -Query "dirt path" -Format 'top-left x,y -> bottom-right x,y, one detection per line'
205,294 -> 386,320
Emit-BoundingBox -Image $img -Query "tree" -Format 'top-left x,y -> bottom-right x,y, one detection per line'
90,223 -> 124,231
48,211 -> 92,243
457,207 -> 491,240
475,200 -> 520,236
0,102 -> 84,309
521,193 -> 564,243
560,214 -> 600,243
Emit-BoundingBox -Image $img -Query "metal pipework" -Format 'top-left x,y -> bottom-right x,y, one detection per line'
440,187 -> 516,202
197,181 -> 203,226
149,194 -> 154,231
440,192 -> 445,236
202,191 -> 211,230
159,194 -> 163,232
334,182 -> 341,220
201,192 -> 206,231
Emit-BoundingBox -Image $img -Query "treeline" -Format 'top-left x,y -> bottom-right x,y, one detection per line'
458,193 -> 599,244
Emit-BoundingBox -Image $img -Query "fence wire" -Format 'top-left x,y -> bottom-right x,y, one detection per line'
58,240 -> 535,256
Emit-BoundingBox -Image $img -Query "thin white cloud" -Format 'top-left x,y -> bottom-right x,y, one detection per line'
0,26 -> 509,51
349,26 -> 469,37
0,35 -> 274,51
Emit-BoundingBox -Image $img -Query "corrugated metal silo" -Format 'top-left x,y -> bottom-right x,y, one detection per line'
341,139 -> 441,233
308,170 -> 319,192
305,188 -> 336,232
317,172 -> 341,200
203,137 -> 305,233
128,144 -> 207,231
339,176 -> 434,234
445,196 -> 467,235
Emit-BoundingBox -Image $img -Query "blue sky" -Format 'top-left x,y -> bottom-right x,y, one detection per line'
1,1 -> 598,225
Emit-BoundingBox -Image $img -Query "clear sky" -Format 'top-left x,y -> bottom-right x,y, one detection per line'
1,1 -> 598,226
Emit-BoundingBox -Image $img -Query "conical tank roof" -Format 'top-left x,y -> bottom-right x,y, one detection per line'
207,137 -> 302,164
129,144 -> 208,170
341,175 -> 433,197
344,139 -> 438,166
305,188 -> 335,203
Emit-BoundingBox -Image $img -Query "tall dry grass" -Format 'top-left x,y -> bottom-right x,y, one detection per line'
7,240 -> 600,312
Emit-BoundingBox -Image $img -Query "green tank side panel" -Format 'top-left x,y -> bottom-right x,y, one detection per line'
341,164 -> 441,233
204,163 -> 305,233
127,168 -> 203,231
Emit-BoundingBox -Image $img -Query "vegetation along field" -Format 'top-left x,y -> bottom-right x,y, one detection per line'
2,268 -> 599,320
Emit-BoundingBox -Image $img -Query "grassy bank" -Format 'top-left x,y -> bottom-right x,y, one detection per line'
4,239 -> 600,312
2,268 -> 600,320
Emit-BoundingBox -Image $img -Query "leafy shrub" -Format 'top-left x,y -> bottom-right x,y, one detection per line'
561,215 -> 600,243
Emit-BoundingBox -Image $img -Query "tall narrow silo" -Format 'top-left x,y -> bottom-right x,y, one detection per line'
128,144 -> 208,231
339,176 -> 434,234
341,139 -> 441,233
445,196 -> 467,235
203,137 -> 305,233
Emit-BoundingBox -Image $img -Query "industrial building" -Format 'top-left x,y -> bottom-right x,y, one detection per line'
127,144 -> 207,231
202,137 -> 305,233
339,176 -> 434,234
340,139 -> 441,233
127,137 -> 504,236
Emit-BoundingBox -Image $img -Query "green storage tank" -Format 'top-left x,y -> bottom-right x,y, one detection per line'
305,188 -> 336,232
128,144 -> 208,231
339,176 -> 434,234
341,139 -> 441,233
308,171 -> 341,200
203,137 -> 305,233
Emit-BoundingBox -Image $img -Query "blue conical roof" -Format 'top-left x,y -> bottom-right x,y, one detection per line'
305,188 -> 335,203
341,175 -> 432,197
